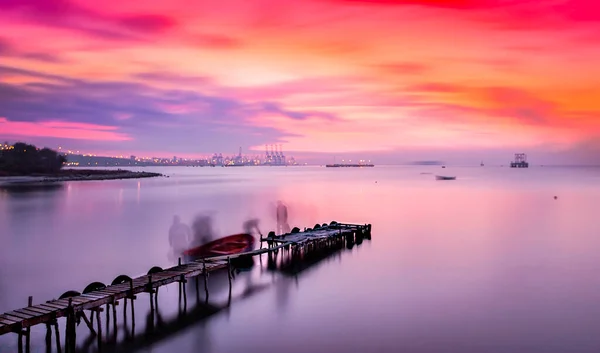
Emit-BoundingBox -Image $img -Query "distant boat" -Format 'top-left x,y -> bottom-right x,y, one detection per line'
435,175 -> 456,180
480,161 -> 484,167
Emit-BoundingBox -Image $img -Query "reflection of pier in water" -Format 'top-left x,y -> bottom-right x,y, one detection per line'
77,270 -> 271,353
0,222 -> 372,353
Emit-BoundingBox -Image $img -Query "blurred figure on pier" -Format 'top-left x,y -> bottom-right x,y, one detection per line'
168,215 -> 192,262
243,218 -> 263,237
276,200 -> 290,235
191,213 -> 216,247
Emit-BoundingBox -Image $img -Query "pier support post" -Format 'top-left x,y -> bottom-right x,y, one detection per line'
111,301 -> 117,339
25,296 -> 32,353
128,279 -> 136,332
202,261 -> 209,301
81,311 -> 96,336
179,274 -> 187,309
96,306 -> 102,352
148,275 -> 154,313
45,322 -> 51,353
65,298 -> 76,353
53,319 -> 61,353
18,330 -> 23,353
227,257 -> 233,306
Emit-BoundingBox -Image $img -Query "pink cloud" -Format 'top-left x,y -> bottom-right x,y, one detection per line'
193,34 -> 242,49
407,82 -> 461,93
0,118 -> 132,141
118,14 -> 177,33
377,62 -> 430,76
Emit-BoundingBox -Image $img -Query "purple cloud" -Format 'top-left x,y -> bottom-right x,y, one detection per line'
0,65 -> 341,154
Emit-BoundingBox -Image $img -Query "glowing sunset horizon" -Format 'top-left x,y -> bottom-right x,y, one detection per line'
1,0 -> 599,164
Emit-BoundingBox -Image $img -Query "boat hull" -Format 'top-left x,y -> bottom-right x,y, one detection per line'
183,233 -> 255,260
435,175 -> 456,180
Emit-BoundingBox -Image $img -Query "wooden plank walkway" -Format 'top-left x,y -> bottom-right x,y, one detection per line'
0,221 -> 371,347
0,260 -> 227,335
264,228 -> 352,244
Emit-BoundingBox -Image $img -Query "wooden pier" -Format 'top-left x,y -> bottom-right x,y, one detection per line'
0,221 -> 371,353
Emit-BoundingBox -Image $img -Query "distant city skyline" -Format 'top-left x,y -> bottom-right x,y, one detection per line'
3,139 -> 600,166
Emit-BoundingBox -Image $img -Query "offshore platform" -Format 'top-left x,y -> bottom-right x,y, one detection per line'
510,153 -> 529,168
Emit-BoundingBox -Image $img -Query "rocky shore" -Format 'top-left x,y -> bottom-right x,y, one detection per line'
0,169 -> 164,186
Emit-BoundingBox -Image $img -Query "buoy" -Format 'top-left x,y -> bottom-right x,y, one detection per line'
554,196 -> 558,199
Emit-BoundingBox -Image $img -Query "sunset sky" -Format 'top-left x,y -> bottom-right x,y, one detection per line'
1,0 -> 599,164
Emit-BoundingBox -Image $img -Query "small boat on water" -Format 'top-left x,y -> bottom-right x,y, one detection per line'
183,233 -> 255,260
435,175 -> 456,180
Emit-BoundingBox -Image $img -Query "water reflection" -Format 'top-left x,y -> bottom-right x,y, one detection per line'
0,183 -> 65,196
3,166 -> 600,353
73,268 -> 274,353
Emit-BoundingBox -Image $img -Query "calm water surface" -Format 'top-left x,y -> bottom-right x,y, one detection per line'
1,165 -> 600,353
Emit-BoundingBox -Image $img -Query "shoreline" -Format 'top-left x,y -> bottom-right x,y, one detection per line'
0,169 -> 164,186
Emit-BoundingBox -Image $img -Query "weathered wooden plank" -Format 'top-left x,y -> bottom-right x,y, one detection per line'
152,272 -> 179,279
53,296 -> 90,306
23,306 -> 52,315
4,311 -> 32,320
0,315 -> 19,325
94,287 -> 122,293
2,313 -> 26,323
80,293 -> 108,300
91,290 -> 120,297
15,309 -> 44,318
0,323 -> 15,335
105,283 -> 130,290
41,302 -> 67,310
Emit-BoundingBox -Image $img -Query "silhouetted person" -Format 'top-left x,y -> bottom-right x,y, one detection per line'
276,201 -> 290,234
243,218 -> 262,236
169,215 -> 192,261
191,214 -> 215,247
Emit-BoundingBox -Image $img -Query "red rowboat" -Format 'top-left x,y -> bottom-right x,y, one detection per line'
182,233 -> 255,259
